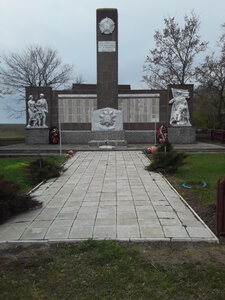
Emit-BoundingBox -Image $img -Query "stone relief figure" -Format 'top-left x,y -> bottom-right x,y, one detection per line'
27,95 -> 37,128
26,93 -> 48,128
36,93 -> 48,128
169,88 -> 191,126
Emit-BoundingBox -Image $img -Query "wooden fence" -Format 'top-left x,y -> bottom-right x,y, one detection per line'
217,176 -> 225,236
211,130 -> 225,143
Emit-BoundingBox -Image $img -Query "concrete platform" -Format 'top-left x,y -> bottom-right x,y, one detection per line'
0,142 -> 224,157
0,151 -> 218,244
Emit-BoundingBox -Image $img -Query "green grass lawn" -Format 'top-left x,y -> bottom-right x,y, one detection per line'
0,156 -> 65,191
0,241 -> 225,299
174,153 -> 225,204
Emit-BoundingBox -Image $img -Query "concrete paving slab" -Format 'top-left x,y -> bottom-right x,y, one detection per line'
140,226 -> 165,238
95,218 -> 116,226
73,219 -> 95,226
45,227 -> 70,239
21,227 -> 47,240
0,151 -> 219,244
163,226 -> 189,238
93,225 -> 116,239
69,226 -> 93,239
117,218 -> 139,226
117,225 -> 140,238
30,220 -> 52,228
186,227 -> 215,238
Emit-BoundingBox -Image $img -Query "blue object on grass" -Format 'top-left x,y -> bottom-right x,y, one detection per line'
182,183 -> 191,189
182,181 -> 207,189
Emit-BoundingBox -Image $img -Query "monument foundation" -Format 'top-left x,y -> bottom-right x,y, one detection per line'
168,127 -> 196,144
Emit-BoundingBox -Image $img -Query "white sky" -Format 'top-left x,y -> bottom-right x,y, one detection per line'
0,0 -> 224,123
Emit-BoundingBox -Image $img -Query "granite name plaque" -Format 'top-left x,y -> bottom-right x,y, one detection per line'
98,41 -> 116,52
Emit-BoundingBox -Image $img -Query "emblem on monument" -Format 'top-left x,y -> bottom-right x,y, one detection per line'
99,17 -> 115,34
92,107 -> 123,131
99,108 -> 116,127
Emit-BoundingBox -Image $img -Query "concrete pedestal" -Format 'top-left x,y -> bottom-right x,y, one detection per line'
88,130 -> 127,147
168,127 -> 196,144
25,128 -> 49,144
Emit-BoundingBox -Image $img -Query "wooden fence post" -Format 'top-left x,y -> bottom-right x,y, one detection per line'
217,176 -> 225,235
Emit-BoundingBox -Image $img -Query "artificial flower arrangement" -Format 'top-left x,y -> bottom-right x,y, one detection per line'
143,145 -> 157,155
67,150 -> 74,158
143,125 -> 168,155
157,125 -> 168,144
49,127 -> 60,144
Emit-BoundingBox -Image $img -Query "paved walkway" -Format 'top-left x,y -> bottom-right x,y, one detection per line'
0,151 -> 218,243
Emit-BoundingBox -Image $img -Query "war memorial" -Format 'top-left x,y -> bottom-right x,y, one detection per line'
0,8 -> 219,247
25,8 -> 196,146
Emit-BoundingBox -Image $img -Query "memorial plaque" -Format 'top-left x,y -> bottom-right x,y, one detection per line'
98,41 -> 116,52
118,94 -> 160,122
58,95 -> 97,123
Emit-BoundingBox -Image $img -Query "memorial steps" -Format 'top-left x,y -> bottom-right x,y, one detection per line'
0,142 -> 224,157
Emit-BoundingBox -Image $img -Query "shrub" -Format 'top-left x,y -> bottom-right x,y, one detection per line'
24,157 -> 64,185
146,151 -> 187,174
0,174 -> 42,224
157,140 -> 173,152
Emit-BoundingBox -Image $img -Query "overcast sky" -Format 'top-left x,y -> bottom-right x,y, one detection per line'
0,0 -> 225,124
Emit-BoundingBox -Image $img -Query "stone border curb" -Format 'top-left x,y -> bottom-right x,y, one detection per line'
162,175 -> 219,243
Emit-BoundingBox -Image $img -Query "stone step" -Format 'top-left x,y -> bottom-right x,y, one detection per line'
0,143 -> 224,157
88,140 -> 127,147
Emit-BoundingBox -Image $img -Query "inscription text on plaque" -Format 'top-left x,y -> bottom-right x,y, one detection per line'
98,41 -> 116,52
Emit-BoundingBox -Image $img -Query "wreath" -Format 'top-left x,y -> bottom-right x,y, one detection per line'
157,125 -> 168,144
49,127 -> 60,144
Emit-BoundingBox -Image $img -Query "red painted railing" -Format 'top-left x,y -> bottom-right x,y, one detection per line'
217,176 -> 225,235
211,130 -> 225,143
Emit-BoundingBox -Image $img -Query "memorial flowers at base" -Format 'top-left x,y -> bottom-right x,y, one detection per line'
143,145 -> 157,155
144,125 -> 169,155
67,150 -> 74,158
157,125 -> 168,144
49,127 -> 60,144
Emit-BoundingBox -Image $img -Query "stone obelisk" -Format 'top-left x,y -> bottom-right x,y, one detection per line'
96,8 -> 118,109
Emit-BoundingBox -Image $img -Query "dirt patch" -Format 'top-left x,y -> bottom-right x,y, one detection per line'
1,241 -> 225,269
129,242 -> 225,266
166,175 -> 225,244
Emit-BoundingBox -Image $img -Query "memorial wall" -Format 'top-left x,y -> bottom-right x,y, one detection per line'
57,93 -> 160,124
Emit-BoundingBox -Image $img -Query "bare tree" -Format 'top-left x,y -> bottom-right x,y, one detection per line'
195,25 -> 225,126
143,12 -> 208,89
0,45 -> 74,118
220,23 -> 225,54
0,87 -> 11,98
74,74 -> 87,84
0,57 -> 11,97
0,45 -> 74,94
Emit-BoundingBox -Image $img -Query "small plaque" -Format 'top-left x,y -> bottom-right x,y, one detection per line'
98,41 -> 116,52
